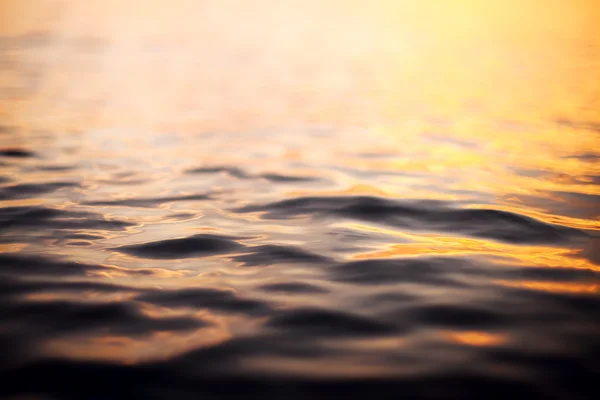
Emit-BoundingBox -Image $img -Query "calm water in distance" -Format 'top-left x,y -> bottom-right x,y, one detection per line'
1,1 -> 599,399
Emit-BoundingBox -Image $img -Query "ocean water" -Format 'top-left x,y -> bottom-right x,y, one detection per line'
1,1 -> 599,399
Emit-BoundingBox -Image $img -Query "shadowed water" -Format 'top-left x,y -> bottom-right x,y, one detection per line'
1,1 -> 599,399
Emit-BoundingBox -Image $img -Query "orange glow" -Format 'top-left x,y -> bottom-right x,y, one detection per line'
494,280 -> 600,294
351,234 -> 600,272
288,184 -> 390,198
44,327 -> 231,364
0,243 -> 28,253
444,331 -> 508,347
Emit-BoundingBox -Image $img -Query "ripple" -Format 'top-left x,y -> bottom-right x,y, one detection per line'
259,173 -> 317,183
232,244 -> 332,267
113,234 -> 244,259
0,296 -> 208,370
85,193 -> 211,208
0,182 -> 78,200
329,257 -> 476,286
0,253 -> 181,279
258,282 -> 329,294
1,299 -> 208,336
0,148 -> 36,158
0,253 -> 109,277
266,307 -> 401,338
237,196 -> 588,245
404,304 -> 508,329
0,206 -> 134,232
35,165 -> 76,172
187,166 -> 319,183
500,265 -> 600,282
187,166 -> 247,178
565,153 -> 600,162
0,276 -> 134,299
135,287 -> 271,315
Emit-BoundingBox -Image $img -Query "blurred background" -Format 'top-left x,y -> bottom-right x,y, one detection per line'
2,0 -> 598,132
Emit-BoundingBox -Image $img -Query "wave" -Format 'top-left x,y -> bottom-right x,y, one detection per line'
236,196 -> 589,245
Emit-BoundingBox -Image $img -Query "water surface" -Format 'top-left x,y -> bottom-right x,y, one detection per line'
1,1 -> 599,399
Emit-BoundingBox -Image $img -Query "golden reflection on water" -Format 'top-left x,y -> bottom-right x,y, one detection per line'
444,331 -> 508,347
495,280 -> 600,294
351,233 -> 600,272
45,325 -> 231,364
0,0 -> 599,375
